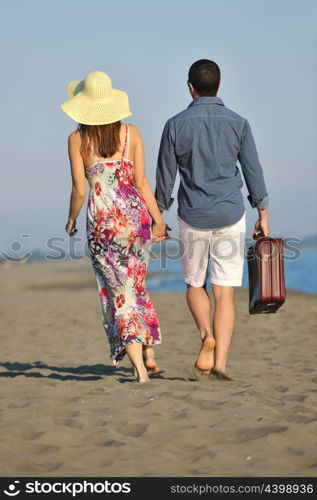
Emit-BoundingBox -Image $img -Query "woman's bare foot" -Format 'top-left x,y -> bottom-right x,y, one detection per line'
195,335 -> 216,374
125,344 -> 150,383
136,366 -> 150,383
143,357 -> 160,375
142,346 -> 160,376
133,365 -> 150,381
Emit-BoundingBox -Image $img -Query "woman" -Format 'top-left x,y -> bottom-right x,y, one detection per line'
60,70 -> 168,383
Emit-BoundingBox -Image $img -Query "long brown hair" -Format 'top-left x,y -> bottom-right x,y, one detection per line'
77,121 -> 121,159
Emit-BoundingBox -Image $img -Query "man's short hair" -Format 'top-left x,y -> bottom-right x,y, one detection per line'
188,59 -> 221,96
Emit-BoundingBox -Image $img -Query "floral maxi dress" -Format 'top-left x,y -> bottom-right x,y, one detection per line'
85,125 -> 161,363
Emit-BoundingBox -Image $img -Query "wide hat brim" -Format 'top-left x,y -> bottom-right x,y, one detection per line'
60,79 -> 132,125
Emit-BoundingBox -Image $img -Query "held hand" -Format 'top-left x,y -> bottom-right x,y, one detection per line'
165,224 -> 172,237
253,218 -> 269,239
162,224 -> 172,241
65,219 -> 78,237
152,221 -> 171,242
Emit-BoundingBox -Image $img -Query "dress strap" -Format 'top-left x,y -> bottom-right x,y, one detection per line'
121,124 -> 129,159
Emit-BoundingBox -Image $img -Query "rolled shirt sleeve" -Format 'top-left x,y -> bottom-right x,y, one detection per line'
254,194 -> 269,209
155,120 -> 178,211
238,119 -> 269,209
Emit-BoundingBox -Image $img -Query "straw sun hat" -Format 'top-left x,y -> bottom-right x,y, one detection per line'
60,70 -> 132,125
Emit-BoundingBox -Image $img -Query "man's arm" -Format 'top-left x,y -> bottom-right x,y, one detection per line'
155,120 -> 178,211
238,119 -> 269,236
238,119 -> 269,209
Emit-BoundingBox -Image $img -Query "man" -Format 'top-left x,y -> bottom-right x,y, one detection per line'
155,59 -> 269,380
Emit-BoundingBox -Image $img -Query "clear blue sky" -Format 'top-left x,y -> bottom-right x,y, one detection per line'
1,0 -> 316,255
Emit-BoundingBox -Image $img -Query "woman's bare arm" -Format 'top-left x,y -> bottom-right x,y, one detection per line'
65,131 -> 86,235
131,125 -> 168,241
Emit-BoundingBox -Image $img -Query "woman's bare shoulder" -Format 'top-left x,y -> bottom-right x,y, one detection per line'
127,123 -> 142,141
68,130 -> 81,144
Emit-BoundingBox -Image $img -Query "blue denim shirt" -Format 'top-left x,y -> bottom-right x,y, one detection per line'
155,96 -> 268,229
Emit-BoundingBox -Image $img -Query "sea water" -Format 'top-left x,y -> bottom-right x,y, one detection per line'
147,247 -> 317,294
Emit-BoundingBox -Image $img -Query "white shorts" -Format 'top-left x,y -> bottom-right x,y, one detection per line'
178,211 -> 246,287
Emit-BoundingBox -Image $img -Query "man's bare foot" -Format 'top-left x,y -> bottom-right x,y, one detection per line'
209,368 -> 233,381
195,335 -> 216,373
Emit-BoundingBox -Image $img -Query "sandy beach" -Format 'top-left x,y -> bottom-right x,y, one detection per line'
0,258 -> 316,477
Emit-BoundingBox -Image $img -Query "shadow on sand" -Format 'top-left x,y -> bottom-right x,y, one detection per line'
0,361 -> 130,381
0,361 -> 193,383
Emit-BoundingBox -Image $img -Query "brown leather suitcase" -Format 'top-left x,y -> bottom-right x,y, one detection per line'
247,237 -> 286,314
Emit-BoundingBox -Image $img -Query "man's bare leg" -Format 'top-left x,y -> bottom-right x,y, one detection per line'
186,284 -> 215,372
212,284 -> 235,374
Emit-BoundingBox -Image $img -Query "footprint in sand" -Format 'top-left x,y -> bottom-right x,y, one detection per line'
173,410 -> 188,420
192,451 -> 216,463
98,439 -> 125,447
283,394 -> 307,402
36,444 -> 60,455
46,462 -> 63,472
284,446 -> 305,456
235,425 -> 288,442
99,420 -> 108,427
16,430 -> 46,440
70,411 -> 81,418
190,466 -> 215,475
63,418 -> 84,430
130,400 -> 152,409
7,402 -> 31,409
116,423 -> 148,437
57,396 -> 82,403
199,400 -> 226,411
275,385 -> 289,393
